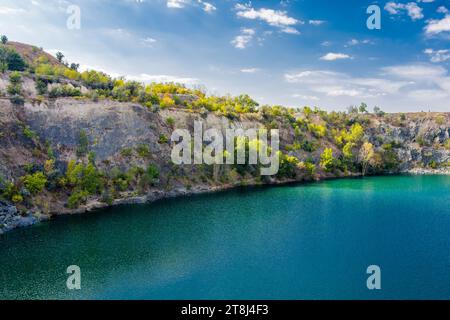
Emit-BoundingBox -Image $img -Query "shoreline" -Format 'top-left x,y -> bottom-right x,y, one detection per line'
2,169 -> 449,235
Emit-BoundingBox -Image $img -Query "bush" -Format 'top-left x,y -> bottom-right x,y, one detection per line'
166,117 -> 175,128
144,164 -> 159,185
66,160 -> 102,195
35,78 -> 48,95
48,85 -> 81,98
22,172 -> 47,195
320,148 -> 335,171
160,95 -> 175,109
7,71 -> 23,96
301,140 -> 316,152
136,144 -> 150,158
68,190 -> 89,209
121,148 -> 133,157
9,94 -> 24,105
308,123 -> 327,138
444,139 -> 450,150
23,126 -> 36,139
158,134 -> 169,144
12,194 -> 23,203
435,115 -> 446,126
76,130 -> 89,157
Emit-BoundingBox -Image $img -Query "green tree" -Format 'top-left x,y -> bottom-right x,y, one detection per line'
76,130 -> 89,157
35,78 -> 48,95
320,148 -> 335,171
6,50 -> 26,71
359,102 -> 368,113
22,172 -> 47,195
373,106 -> 385,117
70,63 -> 79,71
1,35 -> 7,44
56,51 -> 64,63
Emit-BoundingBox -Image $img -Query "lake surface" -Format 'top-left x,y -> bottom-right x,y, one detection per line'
1,175 -> 450,300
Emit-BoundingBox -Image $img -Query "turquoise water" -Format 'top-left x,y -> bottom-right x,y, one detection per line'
1,175 -> 450,300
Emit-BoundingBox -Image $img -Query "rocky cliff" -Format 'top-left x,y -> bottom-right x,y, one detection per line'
0,72 -> 449,234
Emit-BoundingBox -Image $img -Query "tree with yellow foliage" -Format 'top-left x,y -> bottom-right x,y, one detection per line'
359,142 -> 375,176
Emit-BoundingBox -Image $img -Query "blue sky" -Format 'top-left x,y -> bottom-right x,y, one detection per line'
0,0 -> 449,111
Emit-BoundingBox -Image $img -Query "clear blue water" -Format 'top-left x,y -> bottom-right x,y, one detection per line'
1,175 -> 450,300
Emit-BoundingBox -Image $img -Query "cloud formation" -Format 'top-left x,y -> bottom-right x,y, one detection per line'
320,53 -> 351,61
231,28 -> 255,49
384,2 -> 424,20
235,3 -> 302,34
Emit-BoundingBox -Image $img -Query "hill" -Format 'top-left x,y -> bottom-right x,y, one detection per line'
0,41 -> 449,233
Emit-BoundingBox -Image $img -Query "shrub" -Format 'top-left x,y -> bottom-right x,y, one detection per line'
136,144 -> 150,158
308,123 -> 327,138
101,188 -> 114,206
66,160 -> 102,195
12,194 -> 23,203
158,134 -> 169,144
6,50 -> 26,71
320,148 -> 335,171
23,126 -> 36,139
373,106 -> 385,117
76,130 -> 89,157
48,85 -> 82,98
68,190 -> 89,209
9,94 -> 24,105
301,140 -> 316,152
444,139 -> 450,150
435,115 -> 446,126
35,78 -> 48,95
278,153 -> 299,178
145,164 -> 160,184
166,117 -> 175,128
120,148 -> 133,157
22,172 -> 47,195
160,95 -> 175,109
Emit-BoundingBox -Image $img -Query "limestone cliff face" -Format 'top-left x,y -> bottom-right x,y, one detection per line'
0,82 -> 449,233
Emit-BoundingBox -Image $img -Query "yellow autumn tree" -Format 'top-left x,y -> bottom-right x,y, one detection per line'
359,142 -> 375,176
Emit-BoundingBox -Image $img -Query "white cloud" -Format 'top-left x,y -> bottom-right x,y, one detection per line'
235,3 -> 302,34
292,93 -> 319,100
384,2 -> 424,20
424,14 -> 450,35
281,27 -> 300,35
166,0 -> 216,12
424,48 -> 450,62
231,28 -> 255,49
283,65 -> 449,101
437,6 -> 448,14
309,20 -> 325,26
346,39 -> 372,46
240,68 -> 260,73
200,1 -> 216,13
127,73 -> 199,85
141,37 -> 157,47
0,6 -> 25,14
320,53 -> 351,61
167,0 -> 187,8
382,64 -> 447,79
